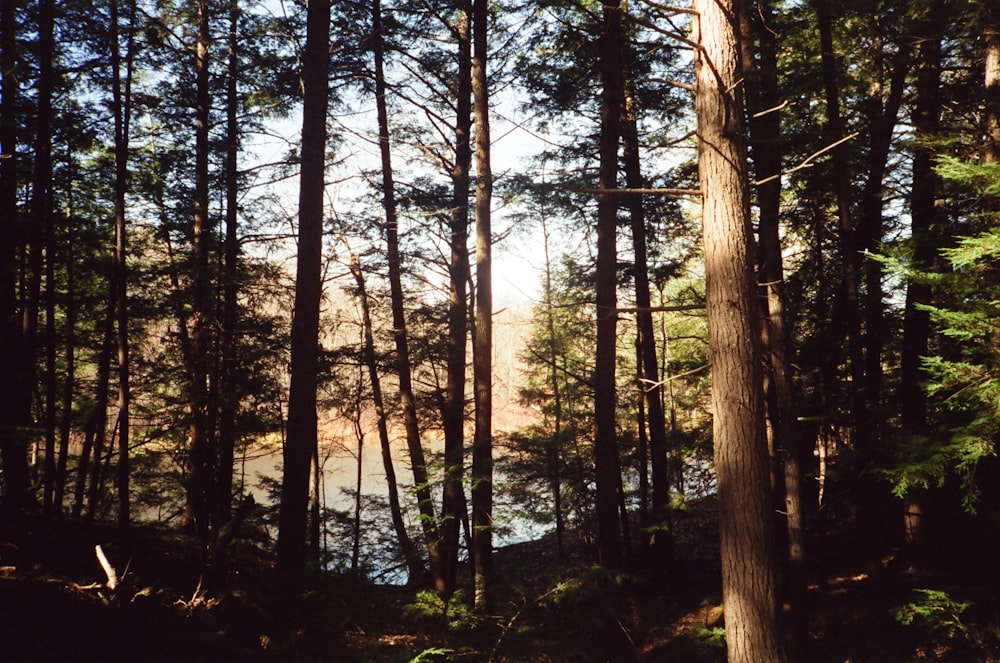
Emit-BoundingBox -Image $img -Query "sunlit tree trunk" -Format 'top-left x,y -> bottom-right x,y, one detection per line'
277,0 -> 330,579
693,0 -> 786,659
594,0 -> 625,570
471,0 -> 493,611
986,8 -> 1000,167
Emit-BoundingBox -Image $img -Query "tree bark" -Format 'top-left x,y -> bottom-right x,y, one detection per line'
594,0 -> 625,571
277,0 -> 330,579
111,0 -> 136,533
740,0 -> 806,653
371,0 -> 443,589
622,80 -> 672,565
441,0 -> 473,598
0,0 -> 26,519
36,0 -> 56,519
349,255 -> 423,582
900,0 -> 944,560
187,0 -> 216,545
217,0 -> 242,529
693,0 -> 786,660
986,7 -> 1000,166
471,0 -> 493,611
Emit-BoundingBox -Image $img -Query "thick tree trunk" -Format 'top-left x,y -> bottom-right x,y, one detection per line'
372,0 -> 443,589
693,0 -> 786,660
276,0 -> 330,579
594,0 -> 625,571
441,0 -> 473,598
471,0 -> 493,611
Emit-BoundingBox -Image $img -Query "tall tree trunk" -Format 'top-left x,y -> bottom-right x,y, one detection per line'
111,0 -> 135,533
349,255 -> 422,582
815,0 -> 866,455
37,0 -> 56,518
541,217 -> 565,557
901,0 -> 944,561
471,0 -> 493,611
693,0 -> 786,660
622,81 -> 672,565
276,0 -> 330,579
187,0 -> 215,546
441,0 -> 473,598
86,313 -> 115,523
217,0 -> 242,529
54,206 -> 77,514
0,0 -> 27,519
372,0 -> 443,589
594,0 -> 625,570
741,0 -> 806,653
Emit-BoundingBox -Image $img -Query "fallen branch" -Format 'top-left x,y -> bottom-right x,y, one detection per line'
95,544 -> 118,591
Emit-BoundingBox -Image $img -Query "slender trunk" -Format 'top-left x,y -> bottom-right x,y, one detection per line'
594,0 -> 625,571
111,0 -> 135,533
622,81 -> 672,564
471,0 -> 493,611
441,0 -> 473,597
694,0 -> 786,660
187,0 -> 215,545
0,0 -> 26,518
55,207 -> 76,513
351,415 -> 362,574
39,0 -> 57,516
815,0 -> 866,450
350,255 -> 422,582
371,0 -> 442,589
541,217 -> 565,557
276,0 -> 330,579
217,0 -> 242,528
901,0 -> 944,560
86,313 -> 115,523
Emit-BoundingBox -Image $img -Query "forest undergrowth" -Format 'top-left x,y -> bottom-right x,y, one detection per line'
3,496 -> 999,663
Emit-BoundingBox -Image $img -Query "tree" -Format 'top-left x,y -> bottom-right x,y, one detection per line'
277,0 -> 331,578
370,0 -> 444,589
693,0 -> 786,659
470,0 -> 494,611
440,0 -> 474,599
593,0 -> 625,571
186,0 -> 216,546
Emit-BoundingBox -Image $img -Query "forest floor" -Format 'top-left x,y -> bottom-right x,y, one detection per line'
2,500 -> 998,662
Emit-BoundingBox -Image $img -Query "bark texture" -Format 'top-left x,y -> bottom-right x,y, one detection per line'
693,0 -> 786,659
